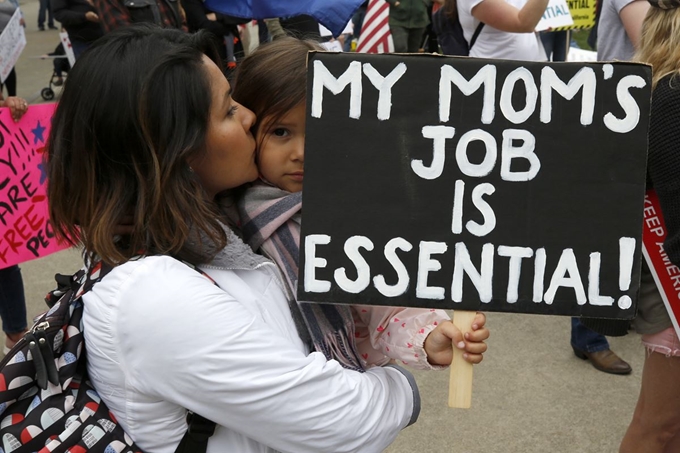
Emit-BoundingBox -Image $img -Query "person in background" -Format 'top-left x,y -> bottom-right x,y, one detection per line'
0,0 -> 20,97
0,98 -> 31,356
42,42 -> 71,86
453,0 -> 548,60
0,266 -> 27,355
597,0 -> 649,60
181,0 -> 247,69
280,14 -> 321,40
344,0 -> 367,51
38,0 -> 57,30
568,0 -> 651,378
386,0 -> 431,52
540,29 -> 570,61
620,1 -> 680,450
53,0 -> 104,58
94,0 -> 184,32
570,318 -> 631,374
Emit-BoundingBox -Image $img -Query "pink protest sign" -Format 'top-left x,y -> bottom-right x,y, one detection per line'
0,103 -> 68,268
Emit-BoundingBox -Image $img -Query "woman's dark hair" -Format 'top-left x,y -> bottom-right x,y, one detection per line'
232,37 -> 322,148
47,24 -> 228,265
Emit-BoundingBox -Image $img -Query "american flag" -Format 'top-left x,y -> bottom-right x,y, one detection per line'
356,0 -> 394,53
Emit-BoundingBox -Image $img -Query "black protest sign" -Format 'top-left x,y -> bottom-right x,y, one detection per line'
298,52 -> 651,319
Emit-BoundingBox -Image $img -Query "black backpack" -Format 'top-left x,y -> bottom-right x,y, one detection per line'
432,6 -> 485,56
0,261 -> 215,453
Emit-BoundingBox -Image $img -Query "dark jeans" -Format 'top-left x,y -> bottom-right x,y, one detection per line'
38,0 -> 54,28
1,67 -> 16,97
70,37 -> 91,59
257,19 -> 269,44
571,318 -> 609,353
390,24 -> 425,53
0,266 -> 27,335
540,30 -> 570,62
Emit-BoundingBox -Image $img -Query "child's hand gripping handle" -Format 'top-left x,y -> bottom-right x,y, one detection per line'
448,310 -> 476,408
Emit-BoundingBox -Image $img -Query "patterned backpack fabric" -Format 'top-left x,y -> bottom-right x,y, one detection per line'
0,260 -> 215,453
0,261 -> 146,453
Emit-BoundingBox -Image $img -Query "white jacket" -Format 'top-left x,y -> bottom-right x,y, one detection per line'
82,228 -> 420,453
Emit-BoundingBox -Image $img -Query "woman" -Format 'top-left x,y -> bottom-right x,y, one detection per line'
52,0 -> 104,59
46,25 -> 488,452
621,1 -> 680,451
439,0 -> 548,60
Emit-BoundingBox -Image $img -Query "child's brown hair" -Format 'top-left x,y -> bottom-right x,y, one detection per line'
232,37 -> 323,146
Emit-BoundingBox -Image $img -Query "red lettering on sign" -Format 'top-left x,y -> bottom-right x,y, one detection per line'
12,215 -> 30,241
22,204 -> 43,231
3,228 -> 21,252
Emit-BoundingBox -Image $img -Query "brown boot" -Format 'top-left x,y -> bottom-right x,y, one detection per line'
573,347 -> 632,375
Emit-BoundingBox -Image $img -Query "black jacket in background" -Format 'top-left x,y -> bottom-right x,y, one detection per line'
53,0 -> 104,42
280,14 -> 320,40
181,0 -> 248,36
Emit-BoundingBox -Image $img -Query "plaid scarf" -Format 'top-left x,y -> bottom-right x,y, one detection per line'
239,182 -> 364,372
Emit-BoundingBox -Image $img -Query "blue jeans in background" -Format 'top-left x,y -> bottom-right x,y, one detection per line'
540,30 -> 570,62
38,0 -> 54,28
571,317 -> 610,353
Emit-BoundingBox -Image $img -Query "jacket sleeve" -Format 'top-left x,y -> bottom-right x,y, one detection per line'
0,2 -> 16,16
116,259 -> 419,453
53,0 -> 88,26
353,305 -> 451,370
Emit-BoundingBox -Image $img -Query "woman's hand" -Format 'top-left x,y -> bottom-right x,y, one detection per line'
424,312 -> 489,366
2,96 -> 29,122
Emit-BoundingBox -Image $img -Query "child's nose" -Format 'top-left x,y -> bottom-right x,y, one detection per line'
292,136 -> 305,161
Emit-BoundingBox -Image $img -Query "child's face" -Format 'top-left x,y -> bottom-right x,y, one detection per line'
257,102 -> 306,193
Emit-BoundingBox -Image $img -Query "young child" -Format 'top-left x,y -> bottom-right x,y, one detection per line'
231,37 -> 489,371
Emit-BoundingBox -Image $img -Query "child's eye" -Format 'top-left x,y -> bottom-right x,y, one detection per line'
227,105 -> 239,117
272,128 -> 289,137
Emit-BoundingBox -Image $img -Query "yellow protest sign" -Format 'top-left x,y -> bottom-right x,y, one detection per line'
554,0 -> 597,30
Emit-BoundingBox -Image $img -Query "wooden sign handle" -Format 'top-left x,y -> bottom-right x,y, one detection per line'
448,310 -> 476,408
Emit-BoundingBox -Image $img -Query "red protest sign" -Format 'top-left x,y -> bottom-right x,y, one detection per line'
642,190 -> 680,338
0,103 -> 68,267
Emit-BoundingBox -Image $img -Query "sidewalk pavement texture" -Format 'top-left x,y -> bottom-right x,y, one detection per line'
11,1 -> 646,451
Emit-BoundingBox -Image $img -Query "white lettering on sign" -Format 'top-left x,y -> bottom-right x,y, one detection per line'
302,235 -> 638,306
363,62 -> 407,121
311,60 -> 363,119
439,64 -> 497,124
540,66 -> 596,126
373,237 -> 413,297
500,67 -> 538,124
604,75 -> 647,134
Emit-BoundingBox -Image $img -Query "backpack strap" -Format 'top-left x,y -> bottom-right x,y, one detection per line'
175,412 -> 217,453
175,260 -> 218,450
469,22 -> 485,50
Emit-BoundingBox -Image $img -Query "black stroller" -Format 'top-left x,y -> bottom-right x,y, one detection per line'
41,43 -> 71,101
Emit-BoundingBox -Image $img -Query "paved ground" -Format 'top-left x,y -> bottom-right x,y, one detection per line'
11,2 -> 646,452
